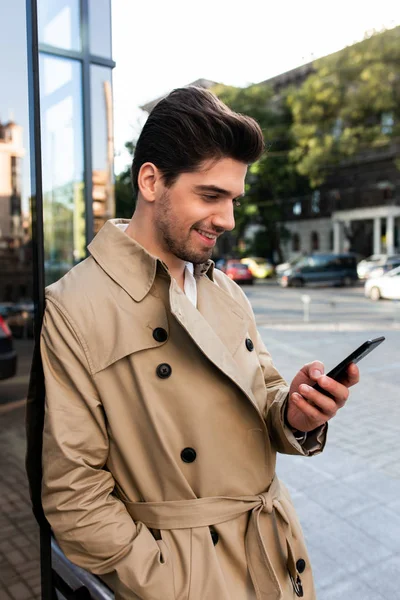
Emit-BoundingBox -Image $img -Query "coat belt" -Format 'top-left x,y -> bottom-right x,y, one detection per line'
123,475 -> 303,600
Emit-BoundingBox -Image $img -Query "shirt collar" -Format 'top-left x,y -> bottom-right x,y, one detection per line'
88,219 -> 214,302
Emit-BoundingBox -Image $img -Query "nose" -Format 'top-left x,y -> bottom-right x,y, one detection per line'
212,199 -> 236,232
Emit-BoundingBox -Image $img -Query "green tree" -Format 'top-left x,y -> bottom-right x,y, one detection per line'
115,141 -> 136,218
288,26 -> 400,187
213,83 -> 310,261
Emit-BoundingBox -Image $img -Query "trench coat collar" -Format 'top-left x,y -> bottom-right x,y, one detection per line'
87,219 -> 214,302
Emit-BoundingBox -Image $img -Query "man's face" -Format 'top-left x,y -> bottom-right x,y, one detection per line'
154,158 -> 247,264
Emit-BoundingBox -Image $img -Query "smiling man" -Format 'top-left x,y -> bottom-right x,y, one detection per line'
40,87 -> 359,600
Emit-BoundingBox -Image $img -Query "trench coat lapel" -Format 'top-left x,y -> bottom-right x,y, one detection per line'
169,276 -> 263,419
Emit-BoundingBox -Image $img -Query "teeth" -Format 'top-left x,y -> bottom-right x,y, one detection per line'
198,230 -> 216,239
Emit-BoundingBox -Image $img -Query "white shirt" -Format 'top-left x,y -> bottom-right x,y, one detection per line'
117,222 -> 197,307
183,262 -> 197,307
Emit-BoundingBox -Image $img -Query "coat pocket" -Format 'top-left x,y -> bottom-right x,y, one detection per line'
129,521 -> 176,600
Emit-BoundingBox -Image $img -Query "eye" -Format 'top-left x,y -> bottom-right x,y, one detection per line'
202,194 -> 219,201
233,199 -> 242,207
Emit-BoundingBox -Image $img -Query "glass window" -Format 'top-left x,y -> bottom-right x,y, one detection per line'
311,190 -> 320,213
0,1 -> 33,309
89,0 -> 112,58
38,0 -> 81,52
381,112 -> 394,135
292,232 -> 300,251
311,231 -> 319,250
0,0 -> 40,591
91,65 -> 115,233
39,54 -> 86,285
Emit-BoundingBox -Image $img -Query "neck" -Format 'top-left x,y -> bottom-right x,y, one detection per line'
125,212 -> 186,291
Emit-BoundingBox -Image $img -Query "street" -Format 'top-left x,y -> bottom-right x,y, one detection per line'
0,281 -> 399,599
245,279 -> 400,329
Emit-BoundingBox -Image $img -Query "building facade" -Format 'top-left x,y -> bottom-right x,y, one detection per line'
258,40 -> 400,261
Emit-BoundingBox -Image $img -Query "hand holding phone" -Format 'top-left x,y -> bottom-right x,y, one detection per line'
312,336 -> 385,398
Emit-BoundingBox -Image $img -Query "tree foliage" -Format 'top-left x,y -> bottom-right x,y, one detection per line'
212,83 -> 310,259
288,27 -> 400,187
115,141 -> 136,218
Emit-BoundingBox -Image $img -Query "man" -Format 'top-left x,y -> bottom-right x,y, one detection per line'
40,87 -> 359,600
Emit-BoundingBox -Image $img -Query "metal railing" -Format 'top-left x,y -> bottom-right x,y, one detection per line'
52,538 -> 114,600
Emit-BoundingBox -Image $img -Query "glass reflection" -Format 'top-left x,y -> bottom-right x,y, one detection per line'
0,0 -> 34,351
91,65 -> 115,233
0,0 -> 39,592
39,54 -> 86,285
38,0 -> 81,52
89,0 -> 112,58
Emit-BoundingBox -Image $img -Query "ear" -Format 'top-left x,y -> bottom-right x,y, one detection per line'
137,162 -> 162,202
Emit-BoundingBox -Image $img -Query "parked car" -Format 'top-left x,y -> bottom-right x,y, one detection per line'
357,254 -> 400,280
224,260 -> 254,284
6,302 -> 34,338
275,255 -> 303,276
240,257 -> 274,278
0,315 -> 17,380
367,256 -> 400,279
279,253 -> 358,288
364,265 -> 400,301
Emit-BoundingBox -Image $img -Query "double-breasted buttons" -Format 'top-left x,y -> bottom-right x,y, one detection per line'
245,338 -> 254,352
180,448 -> 196,463
156,363 -> 172,379
296,558 -> 306,574
153,327 -> 168,343
209,527 -> 219,545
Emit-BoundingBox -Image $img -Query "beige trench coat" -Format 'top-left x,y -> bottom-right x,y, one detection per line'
41,219 -> 326,600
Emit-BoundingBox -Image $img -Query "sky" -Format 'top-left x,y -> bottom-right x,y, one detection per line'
111,0 -> 400,173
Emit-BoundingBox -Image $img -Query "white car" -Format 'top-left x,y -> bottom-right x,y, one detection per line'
357,254 -> 400,279
364,265 -> 400,301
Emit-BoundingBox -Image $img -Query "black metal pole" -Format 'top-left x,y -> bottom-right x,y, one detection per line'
81,0 -> 94,248
25,1 -> 54,598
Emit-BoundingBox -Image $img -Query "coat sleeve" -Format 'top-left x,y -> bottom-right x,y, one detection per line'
41,297 -> 175,600
231,280 -> 327,457
253,329 -> 327,457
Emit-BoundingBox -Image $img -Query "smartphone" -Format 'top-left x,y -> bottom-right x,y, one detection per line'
312,336 -> 385,398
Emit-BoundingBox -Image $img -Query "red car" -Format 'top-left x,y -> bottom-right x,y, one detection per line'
0,315 -> 17,380
223,260 -> 254,284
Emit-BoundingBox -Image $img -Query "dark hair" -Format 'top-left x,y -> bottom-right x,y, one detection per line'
131,86 -> 265,195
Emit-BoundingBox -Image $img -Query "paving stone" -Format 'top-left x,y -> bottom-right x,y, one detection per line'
358,555 -> 400,599
309,520 -> 393,573
318,575 -> 387,600
287,492 -> 347,539
305,542 -> 348,590
6,552 -> 25,568
303,478 -> 379,518
0,564 -> 19,586
348,505 -> 400,553
7,582 -> 31,600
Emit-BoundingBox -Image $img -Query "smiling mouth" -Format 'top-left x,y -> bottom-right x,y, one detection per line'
195,229 -> 218,240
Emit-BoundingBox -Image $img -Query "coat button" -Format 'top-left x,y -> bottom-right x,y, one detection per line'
156,363 -> 172,378
296,558 -> 306,574
153,327 -> 168,343
209,527 -> 219,545
245,338 -> 254,352
181,448 -> 196,463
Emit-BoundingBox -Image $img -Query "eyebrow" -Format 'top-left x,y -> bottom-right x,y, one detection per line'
194,185 -> 245,198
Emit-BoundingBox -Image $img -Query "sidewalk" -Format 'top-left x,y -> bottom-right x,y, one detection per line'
263,327 -> 400,599
0,405 -> 41,600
